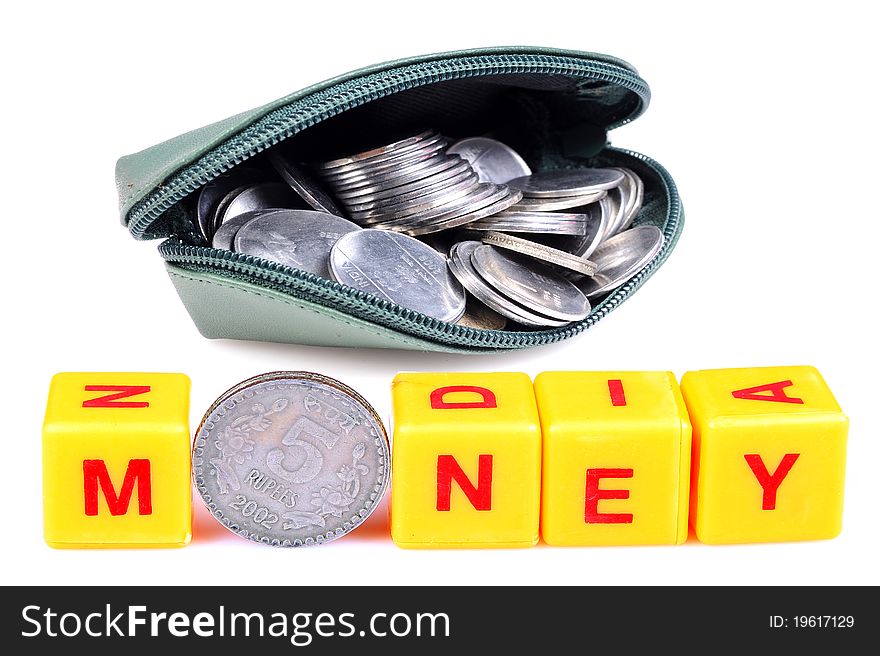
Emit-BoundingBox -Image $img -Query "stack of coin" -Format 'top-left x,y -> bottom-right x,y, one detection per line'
312,131 -> 522,236
503,169 -> 627,259
192,129 -> 662,331
445,221 -> 663,328
448,241 -> 591,328
466,211 -> 589,236
463,165 -> 644,261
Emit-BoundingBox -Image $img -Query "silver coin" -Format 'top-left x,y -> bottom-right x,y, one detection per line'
617,168 -> 644,234
576,225 -> 664,298
602,185 -> 627,240
336,165 -> 475,206
212,209 -> 285,250
233,210 -> 361,279
196,168 -> 263,241
455,297 -> 508,331
347,170 -> 479,216
393,187 -> 523,237
192,371 -> 390,547
467,221 -> 586,235
609,168 -> 634,235
604,168 -> 646,237
322,141 -> 450,184
319,138 -> 449,183
468,211 -> 588,235
447,137 -> 532,184
554,199 -> 610,259
317,130 -> 440,169
270,153 -> 344,216
481,231 -> 598,276
352,176 -> 482,223
218,182 -> 305,225
317,136 -> 452,180
212,184 -> 253,234
326,151 -> 451,192
466,222 -> 586,235
369,183 -> 502,230
329,229 -> 466,322
332,156 -> 465,196
507,168 -> 625,198
509,189 -> 607,212
447,241 -> 568,327
471,245 -> 591,321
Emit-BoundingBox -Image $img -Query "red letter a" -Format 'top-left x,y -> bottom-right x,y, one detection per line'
731,380 -> 803,404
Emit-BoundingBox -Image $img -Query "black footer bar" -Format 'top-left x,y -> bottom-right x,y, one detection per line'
2,585 -> 870,651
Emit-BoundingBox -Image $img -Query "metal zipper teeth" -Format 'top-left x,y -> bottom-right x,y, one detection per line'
160,148 -> 682,350
128,53 -> 649,239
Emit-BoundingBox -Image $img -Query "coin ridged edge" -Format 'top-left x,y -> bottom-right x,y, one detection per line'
192,372 -> 389,548
481,231 -> 598,276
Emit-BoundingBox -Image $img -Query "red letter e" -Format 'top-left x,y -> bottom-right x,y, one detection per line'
585,468 -> 634,524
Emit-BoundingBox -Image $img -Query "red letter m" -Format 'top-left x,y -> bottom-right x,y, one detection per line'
83,459 -> 152,516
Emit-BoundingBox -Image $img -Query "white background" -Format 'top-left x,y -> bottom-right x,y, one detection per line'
2,1 -> 877,586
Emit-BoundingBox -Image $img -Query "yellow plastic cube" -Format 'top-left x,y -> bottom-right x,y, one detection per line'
535,371 -> 691,546
390,372 -> 541,548
42,372 -> 192,548
681,366 -> 848,544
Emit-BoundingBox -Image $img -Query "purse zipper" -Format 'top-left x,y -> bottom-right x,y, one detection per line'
143,52 -> 676,350
128,52 -> 649,239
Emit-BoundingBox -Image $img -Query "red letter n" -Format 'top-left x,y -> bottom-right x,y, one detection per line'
436,455 -> 493,511
585,468 -> 634,524
744,454 -> 800,510
83,459 -> 152,516
82,385 -> 151,408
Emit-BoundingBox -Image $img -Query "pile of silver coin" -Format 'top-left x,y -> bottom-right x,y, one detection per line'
314,130 -> 525,236
194,131 -> 663,329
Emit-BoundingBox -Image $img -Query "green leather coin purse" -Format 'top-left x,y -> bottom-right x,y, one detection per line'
115,46 -> 683,352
